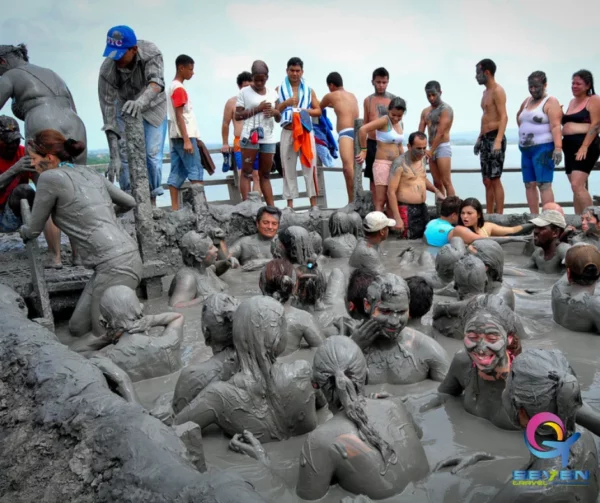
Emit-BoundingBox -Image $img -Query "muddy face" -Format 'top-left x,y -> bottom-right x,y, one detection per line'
372,76 -> 389,95
426,88 -> 441,106
204,245 -> 219,266
463,313 -> 508,374
581,211 -> 598,233
371,294 -> 409,340
528,78 -> 545,100
533,225 -> 555,247
475,65 -> 488,85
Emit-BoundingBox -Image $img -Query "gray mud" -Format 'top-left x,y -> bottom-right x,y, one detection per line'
15,235 -> 600,502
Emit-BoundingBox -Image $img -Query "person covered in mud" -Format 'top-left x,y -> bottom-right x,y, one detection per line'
433,254 -> 489,339
271,225 -> 322,266
448,197 -> 534,245
71,285 -> 184,383
346,268 -> 378,322
259,258 -> 323,355
527,209 -> 570,273
174,296 -> 318,442
20,130 -> 141,337
168,230 -> 236,308
225,205 -> 281,271
229,336 -> 430,500
351,273 -> 449,384
468,238 -> 515,309
562,206 -> 600,249
491,349 -> 600,503
172,293 -> 239,414
418,236 -> 466,293
431,294 -> 521,430
322,211 -> 359,258
349,211 -> 395,275
552,243 -> 600,333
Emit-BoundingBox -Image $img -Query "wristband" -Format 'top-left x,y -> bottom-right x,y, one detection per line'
361,147 -> 367,151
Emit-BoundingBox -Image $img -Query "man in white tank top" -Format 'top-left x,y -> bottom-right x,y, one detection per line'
166,55 -> 203,211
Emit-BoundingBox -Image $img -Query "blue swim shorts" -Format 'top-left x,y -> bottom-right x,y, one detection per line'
519,141 -> 555,184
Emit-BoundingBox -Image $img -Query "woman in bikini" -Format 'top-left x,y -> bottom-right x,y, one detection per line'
562,70 -> 600,214
448,197 -> 533,245
356,97 -> 406,211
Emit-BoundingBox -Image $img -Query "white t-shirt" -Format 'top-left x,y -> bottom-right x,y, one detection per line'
167,80 -> 200,139
236,86 -> 278,144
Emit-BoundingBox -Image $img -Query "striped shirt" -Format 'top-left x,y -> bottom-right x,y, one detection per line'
98,40 -> 167,137
278,77 -> 312,128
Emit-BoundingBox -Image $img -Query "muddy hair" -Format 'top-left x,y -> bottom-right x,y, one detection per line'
346,269 -> 377,320
99,285 -> 142,339
405,276 -> 433,319
179,231 -> 212,266
276,226 -> 319,265
573,69 -> 595,96
0,44 -> 29,62
296,258 -> 326,305
232,297 -> 289,438
505,349 -> 581,435
201,293 -> 239,348
259,259 -> 296,304
27,129 -> 85,162
313,336 -> 398,474
469,239 -> 504,282
528,71 -> 547,84
462,294 -> 521,358
328,211 -> 352,237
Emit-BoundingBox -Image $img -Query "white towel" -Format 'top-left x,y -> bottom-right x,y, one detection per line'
278,77 -> 311,128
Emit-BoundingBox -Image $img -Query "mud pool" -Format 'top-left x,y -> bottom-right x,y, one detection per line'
50,238 -> 600,503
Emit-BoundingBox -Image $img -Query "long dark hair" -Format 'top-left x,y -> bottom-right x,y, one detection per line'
459,197 -> 485,229
27,129 -> 85,162
573,69 -> 595,96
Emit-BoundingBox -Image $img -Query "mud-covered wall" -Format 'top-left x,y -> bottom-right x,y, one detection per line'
0,290 -> 265,503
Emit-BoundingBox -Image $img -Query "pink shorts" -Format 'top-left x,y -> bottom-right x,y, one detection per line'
373,159 -> 393,186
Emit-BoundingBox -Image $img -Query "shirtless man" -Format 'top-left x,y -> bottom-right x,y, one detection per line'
363,68 -> 395,192
528,209 -> 570,273
387,132 -> 443,239
319,72 -> 359,203
418,81 -> 455,197
221,71 -> 261,194
474,59 -> 508,214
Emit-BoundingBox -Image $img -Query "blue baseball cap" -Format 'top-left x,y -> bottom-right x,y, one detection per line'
103,25 -> 137,60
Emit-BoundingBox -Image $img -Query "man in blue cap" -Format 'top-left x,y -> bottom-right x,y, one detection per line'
98,25 -> 167,204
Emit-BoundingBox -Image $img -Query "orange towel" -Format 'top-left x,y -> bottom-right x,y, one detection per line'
292,112 -> 314,168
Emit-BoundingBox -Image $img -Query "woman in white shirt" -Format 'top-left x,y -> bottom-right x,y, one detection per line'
235,60 -> 281,205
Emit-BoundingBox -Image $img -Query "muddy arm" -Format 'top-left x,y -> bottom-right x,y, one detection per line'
20,172 -> 59,240
89,355 -> 141,404
301,324 -> 324,349
0,73 -> 14,110
173,388 -> 219,428
424,339 -> 451,382
169,271 -> 199,308
103,177 -> 136,209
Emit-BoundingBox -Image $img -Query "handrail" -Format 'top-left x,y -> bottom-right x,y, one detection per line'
89,147 -> 599,211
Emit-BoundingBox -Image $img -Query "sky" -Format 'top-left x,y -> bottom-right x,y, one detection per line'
2,0 -> 600,150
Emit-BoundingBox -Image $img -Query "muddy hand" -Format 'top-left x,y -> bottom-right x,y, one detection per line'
552,148 -> 563,166
473,138 -> 481,156
434,452 -> 495,474
229,430 -> 266,460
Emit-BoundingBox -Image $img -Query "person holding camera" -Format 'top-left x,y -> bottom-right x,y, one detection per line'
234,60 -> 280,205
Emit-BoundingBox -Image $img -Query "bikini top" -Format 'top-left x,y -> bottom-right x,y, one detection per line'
376,116 -> 404,145
562,98 -> 591,125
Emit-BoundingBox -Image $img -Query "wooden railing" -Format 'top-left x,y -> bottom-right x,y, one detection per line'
91,149 -> 600,212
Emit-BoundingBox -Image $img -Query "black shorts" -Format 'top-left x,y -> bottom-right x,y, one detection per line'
563,134 -> 600,175
364,138 -> 378,181
398,202 -> 430,240
480,130 -> 506,179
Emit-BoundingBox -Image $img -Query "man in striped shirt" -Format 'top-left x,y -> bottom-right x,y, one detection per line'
98,25 -> 167,205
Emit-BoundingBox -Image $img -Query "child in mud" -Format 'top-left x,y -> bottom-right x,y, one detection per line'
351,273 -> 449,384
172,293 -> 240,414
71,285 -> 184,383
168,230 -> 235,308
229,336 -> 430,500
174,296 -> 318,442
259,258 -> 323,355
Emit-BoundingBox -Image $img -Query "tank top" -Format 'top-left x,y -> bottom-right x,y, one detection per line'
376,116 -> 404,144
562,98 -> 591,125
518,96 -> 553,146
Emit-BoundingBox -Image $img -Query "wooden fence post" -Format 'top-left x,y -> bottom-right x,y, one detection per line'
316,156 -> 328,209
353,118 -> 364,202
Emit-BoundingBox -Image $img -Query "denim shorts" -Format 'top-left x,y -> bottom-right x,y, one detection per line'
167,138 -> 204,188
0,205 -> 22,233
519,141 -> 554,184
239,138 -> 277,154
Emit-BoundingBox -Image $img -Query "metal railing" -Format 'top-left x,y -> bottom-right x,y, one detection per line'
91,150 -> 600,212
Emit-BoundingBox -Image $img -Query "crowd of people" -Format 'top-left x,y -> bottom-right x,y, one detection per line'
2,23 -> 600,503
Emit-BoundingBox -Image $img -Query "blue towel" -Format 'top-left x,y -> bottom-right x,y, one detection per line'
313,109 -> 338,159
278,77 -> 311,128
